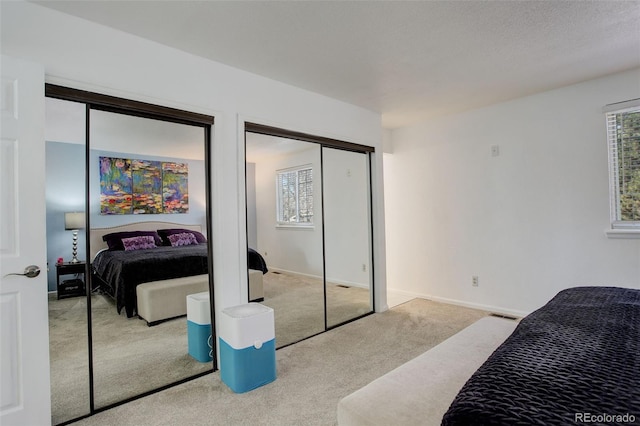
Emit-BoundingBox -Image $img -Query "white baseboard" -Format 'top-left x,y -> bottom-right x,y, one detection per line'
386,287 -> 530,318
269,267 -> 369,289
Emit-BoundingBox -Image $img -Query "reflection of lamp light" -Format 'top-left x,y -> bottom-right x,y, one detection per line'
64,212 -> 85,263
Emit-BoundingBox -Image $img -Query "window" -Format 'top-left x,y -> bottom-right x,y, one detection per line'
607,102 -> 640,229
276,165 -> 313,226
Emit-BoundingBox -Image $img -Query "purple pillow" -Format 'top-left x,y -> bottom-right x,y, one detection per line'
122,235 -> 157,251
167,232 -> 198,247
103,231 -> 162,250
157,228 -> 206,245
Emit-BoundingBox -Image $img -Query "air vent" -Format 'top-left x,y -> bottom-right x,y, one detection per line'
489,313 -> 518,321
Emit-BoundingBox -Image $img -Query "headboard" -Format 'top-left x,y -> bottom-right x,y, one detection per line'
89,221 -> 203,261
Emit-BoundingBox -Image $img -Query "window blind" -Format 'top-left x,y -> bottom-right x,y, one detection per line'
607,107 -> 640,228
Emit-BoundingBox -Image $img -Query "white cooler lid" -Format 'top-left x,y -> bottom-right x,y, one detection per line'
219,303 -> 274,349
187,291 -> 211,324
222,302 -> 272,318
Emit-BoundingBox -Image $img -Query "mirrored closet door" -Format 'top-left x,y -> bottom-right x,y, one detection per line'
322,147 -> 373,328
246,133 -> 325,347
45,85 -> 215,425
46,97 -> 90,425
89,109 -> 212,409
245,124 -> 375,348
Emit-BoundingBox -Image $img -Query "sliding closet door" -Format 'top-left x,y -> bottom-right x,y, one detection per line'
46,97 -> 91,425
245,124 -> 376,346
89,109 -> 212,409
322,147 -> 373,328
246,133 -> 325,348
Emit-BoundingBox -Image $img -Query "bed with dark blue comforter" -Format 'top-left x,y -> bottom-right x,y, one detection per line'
442,286 -> 640,425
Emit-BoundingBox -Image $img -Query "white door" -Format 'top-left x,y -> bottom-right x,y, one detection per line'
0,55 -> 51,425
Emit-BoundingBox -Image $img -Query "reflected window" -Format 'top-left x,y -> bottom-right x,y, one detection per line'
276,165 -> 313,225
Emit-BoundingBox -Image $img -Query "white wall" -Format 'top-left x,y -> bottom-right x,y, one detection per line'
1,1 -> 386,314
385,68 -> 640,316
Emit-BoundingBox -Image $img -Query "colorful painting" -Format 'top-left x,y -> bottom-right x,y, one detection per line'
99,156 -> 189,215
162,162 -> 189,213
100,157 -> 133,215
132,159 -> 163,214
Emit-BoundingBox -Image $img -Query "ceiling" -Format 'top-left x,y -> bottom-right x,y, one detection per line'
35,1 -> 640,129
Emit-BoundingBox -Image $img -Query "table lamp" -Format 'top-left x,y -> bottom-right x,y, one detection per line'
64,212 -> 85,263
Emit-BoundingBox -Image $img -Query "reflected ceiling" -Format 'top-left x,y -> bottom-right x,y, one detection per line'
45,97 -> 204,160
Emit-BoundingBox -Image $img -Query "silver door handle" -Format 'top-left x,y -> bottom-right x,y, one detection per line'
4,265 -> 41,278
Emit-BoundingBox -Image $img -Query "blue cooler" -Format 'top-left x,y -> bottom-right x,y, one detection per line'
219,303 -> 276,393
187,292 -> 213,363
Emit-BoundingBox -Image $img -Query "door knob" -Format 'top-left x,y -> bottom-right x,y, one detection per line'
4,265 -> 41,278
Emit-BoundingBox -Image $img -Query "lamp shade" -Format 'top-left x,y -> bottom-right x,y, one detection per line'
64,212 -> 85,230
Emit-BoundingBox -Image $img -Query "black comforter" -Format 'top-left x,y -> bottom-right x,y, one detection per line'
93,244 -> 209,317
248,248 -> 268,274
442,286 -> 640,425
93,245 -> 269,318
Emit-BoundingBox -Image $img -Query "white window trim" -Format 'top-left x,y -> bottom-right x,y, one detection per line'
604,228 -> 640,239
604,99 -> 640,239
275,164 -> 314,228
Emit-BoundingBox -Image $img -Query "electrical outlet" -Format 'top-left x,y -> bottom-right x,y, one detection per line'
362,264 -> 367,272
472,276 -> 479,287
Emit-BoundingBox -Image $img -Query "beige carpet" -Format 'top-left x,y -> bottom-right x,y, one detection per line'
261,271 -> 372,347
50,272 -> 371,424
49,293 -> 213,425
69,298 -> 489,426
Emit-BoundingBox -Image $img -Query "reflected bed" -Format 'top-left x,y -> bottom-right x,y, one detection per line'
90,222 -> 208,318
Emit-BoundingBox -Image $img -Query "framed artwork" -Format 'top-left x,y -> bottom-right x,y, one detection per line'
100,156 -> 189,215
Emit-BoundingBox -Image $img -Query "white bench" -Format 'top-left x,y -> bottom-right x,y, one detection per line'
337,316 -> 518,426
136,270 -> 265,325
136,275 -> 209,326
249,269 -> 264,302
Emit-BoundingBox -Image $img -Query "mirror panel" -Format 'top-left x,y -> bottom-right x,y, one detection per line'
89,109 -> 211,408
46,98 -> 90,425
246,133 -> 325,347
322,147 -> 373,327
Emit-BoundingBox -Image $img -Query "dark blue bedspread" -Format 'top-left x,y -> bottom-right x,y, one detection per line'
442,286 -> 640,425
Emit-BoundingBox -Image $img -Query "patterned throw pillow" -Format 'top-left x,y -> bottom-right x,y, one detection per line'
103,231 -> 163,250
167,232 -> 198,247
157,228 -> 207,245
121,235 -> 157,251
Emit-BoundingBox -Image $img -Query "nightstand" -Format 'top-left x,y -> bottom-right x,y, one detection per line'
56,261 -> 86,299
